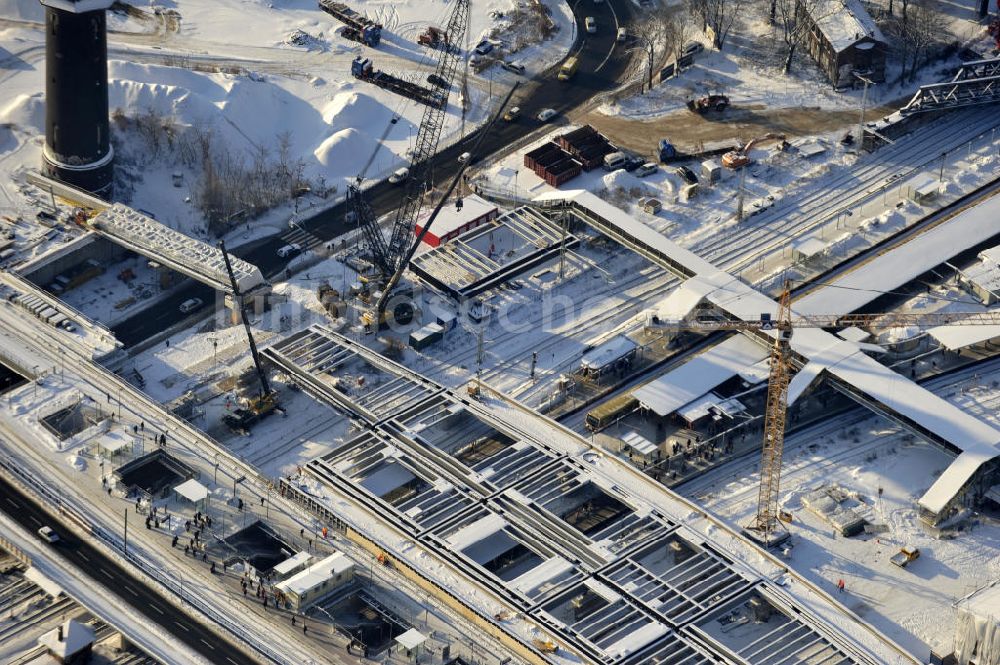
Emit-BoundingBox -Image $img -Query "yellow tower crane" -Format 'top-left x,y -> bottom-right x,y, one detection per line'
664,284 -> 1000,545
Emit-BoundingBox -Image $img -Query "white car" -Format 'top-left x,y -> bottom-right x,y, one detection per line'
537,108 -> 557,122
458,152 -> 472,164
635,162 -> 658,177
38,526 -> 59,543
388,167 -> 409,184
178,298 -> 203,314
276,243 -> 302,258
585,17 -> 597,33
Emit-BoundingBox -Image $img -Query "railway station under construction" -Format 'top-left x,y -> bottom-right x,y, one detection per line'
269,324 -> 915,665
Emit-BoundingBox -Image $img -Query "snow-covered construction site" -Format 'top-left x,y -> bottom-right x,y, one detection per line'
2,0 -> 1000,663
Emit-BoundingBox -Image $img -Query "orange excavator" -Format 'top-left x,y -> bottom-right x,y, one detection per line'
722,133 -> 787,169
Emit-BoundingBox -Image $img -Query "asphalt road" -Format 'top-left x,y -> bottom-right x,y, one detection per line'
112,0 -> 637,347
0,473 -> 260,665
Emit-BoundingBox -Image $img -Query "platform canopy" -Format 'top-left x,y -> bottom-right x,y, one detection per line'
395,628 -> 427,651
173,478 -> 209,504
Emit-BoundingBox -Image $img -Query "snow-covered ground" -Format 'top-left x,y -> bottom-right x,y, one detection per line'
679,360 -> 1000,660
0,0 -> 575,254
600,0 -> 995,122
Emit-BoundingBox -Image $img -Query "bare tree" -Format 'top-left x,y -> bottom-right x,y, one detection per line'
688,0 -> 745,50
662,8 -> 694,66
772,0 -> 835,74
900,0 -> 946,81
631,12 -> 669,93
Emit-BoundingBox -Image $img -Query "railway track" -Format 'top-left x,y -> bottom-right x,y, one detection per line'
420,106 -> 1000,402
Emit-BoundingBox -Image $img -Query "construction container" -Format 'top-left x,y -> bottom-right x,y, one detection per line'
409,323 -> 445,351
558,125 -> 599,150
524,142 -> 562,172
541,158 -> 582,187
640,198 -> 662,214
532,145 -> 569,175
701,160 -> 722,184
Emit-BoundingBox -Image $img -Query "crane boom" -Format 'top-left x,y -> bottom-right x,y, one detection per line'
219,240 -> 271,399
383,0 -> 470,269
653,286 -> 1000,542
749,287 -> 792,541
371,83 -> 520,320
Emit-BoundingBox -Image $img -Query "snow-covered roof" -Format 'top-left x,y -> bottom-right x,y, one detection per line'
446,513 -> 508,552
395,628 -> 428,650
792,235 -> 828,259
38,619 -> 94,658
91,204 -> 265,294
275,552 -> 353,597
957,580 -> 1000,619
272,551 -> 314,577
652,277 -> 716,320
173,478 -> 208,503
677,392 -> 746,423
541,189 -> 1000,517
580,334 -> 638,371
97,429 -> 131,454
633,335 -> 767,417
928,323 -> 1000,350
510,556 -> 574,596
964,246 -> 1000,295
837,326 -> 871,342
360,462 -> 415,496
621,430 -> 658,456
417,193 -> 497,239
808,0 -> 886,53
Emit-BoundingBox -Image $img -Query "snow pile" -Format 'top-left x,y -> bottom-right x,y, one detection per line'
322,90 -> 398,131
314,128 -> 396,180
0,93 -> 45,133
601,169 -> 653,195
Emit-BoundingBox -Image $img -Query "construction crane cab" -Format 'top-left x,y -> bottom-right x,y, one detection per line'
722,133 -> 787,169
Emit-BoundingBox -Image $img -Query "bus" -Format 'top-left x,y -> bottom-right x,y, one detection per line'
557,56 -> 579,81
585,393 -> 639,432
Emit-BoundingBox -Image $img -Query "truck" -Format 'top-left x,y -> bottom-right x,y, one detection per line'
687,94 -> 730,114
319,0 -> 382,47
417,25 -> 458,53
557,56 -> 579,81
658,138 -> 677,162
890,545 -> 920,568
351,57 -> 445,108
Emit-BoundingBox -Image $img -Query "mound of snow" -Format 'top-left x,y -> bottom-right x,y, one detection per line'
110,61 -> 232,102
314,127 -> 395,180
321,91 -> 398,132
0,93 -> 45,133
602,169 -> 653,194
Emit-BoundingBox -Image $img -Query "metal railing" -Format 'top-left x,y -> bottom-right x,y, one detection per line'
0,445 -> 290,665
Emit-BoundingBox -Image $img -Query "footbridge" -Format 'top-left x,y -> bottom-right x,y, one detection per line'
27,173 -> 266,296
900,57 -> 1000,115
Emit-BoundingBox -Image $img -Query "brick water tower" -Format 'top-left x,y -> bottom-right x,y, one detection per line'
40,0 -> 115,199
